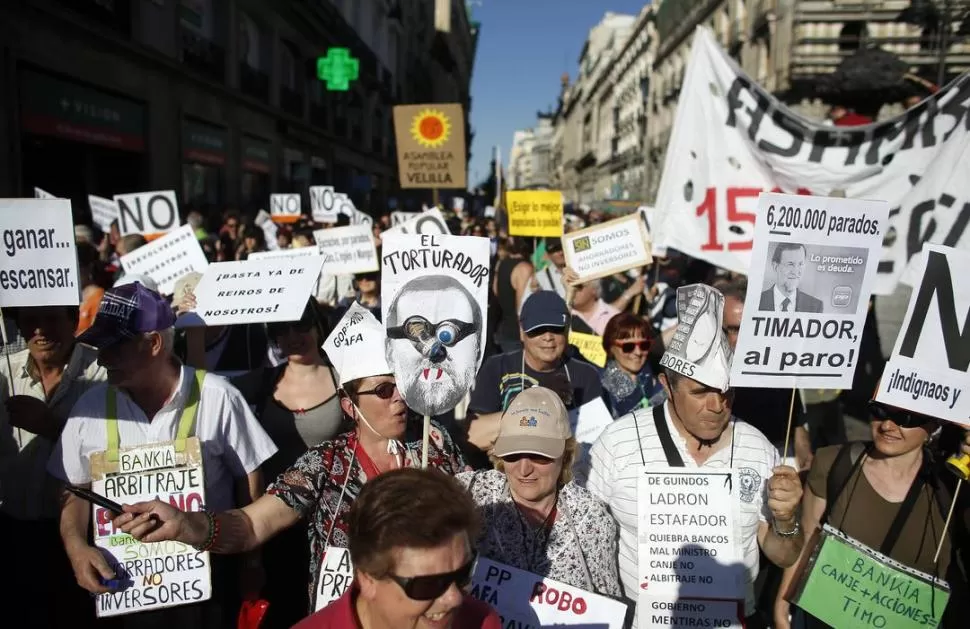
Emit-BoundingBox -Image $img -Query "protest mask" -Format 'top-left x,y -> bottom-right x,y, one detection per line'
660,283 -> 733,393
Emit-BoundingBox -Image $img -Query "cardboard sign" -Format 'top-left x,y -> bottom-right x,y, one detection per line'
34,187 -> 57,199
638,597 -> 742,629
248,248 -> 321,262
90,438 -> 211,617
729,192 -> 888,390
383,209 -> 451,237
119,224 -> 209,295
567,397 -> 614,446
89,195 -> 119,233
0,198 -> 80,307
114,190 -> 181,238
563,213 -> 652,282
876,245 -> 970,425
390,211 -> 419,227
569,331 -> 607,368
254,209 -> 280,250
381,233 -> 490,416
507,190 -> 564,237
310,186 -> 340,224
176,256 -> 324,328
392,103 -> 467,189
313,224 -> 379,276
469,557 -> 627,629
270,193 -> 301,223
314,547 -> 354,611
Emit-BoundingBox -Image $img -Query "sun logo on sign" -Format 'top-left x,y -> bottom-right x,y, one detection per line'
411,108 -> 451,148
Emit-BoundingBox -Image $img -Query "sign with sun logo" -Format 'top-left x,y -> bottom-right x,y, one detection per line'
393,103 -> 466,190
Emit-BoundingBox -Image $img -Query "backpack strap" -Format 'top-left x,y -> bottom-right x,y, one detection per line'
652,404 -> 685,468
821,441 -> 869,526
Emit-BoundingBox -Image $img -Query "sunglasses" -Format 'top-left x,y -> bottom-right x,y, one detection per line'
500,452 -> 555,464
867,401 -> 935,428
389,558 -> 475,601
614,340 -> 650,353
525,326 -> 566,338
387,316 -> 477,348
267,320 -> 314,338
357,381 -> 398,400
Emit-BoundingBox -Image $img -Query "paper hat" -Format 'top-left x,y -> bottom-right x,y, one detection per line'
660,283 -> 733,392
493,387 -> 572,459
323,302 -> 393,386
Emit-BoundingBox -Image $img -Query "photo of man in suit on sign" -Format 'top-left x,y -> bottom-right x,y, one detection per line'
759,242 -> 823,313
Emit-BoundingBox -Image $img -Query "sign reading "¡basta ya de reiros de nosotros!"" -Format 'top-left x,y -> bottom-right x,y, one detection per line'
392,104 -> 466,190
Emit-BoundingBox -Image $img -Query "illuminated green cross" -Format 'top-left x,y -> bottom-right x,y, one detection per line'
317,48 -> 359,91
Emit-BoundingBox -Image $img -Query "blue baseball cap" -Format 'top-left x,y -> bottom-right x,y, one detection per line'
77,282 -> 175,349
519,291 -> 569,333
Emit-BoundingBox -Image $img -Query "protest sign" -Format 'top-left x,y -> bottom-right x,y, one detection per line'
248,248 -> 320,262
89,195 -> 119,233
392,103 -> 467,189
176,256 -> 323,328
507,190 -> 564,238
34,187 -> 57,199
563,213 -> 652,282
469,557 -> 627,629
254,209 -> 280,250
120,224 -> 208,296
638,597 -> 742,629
312,224 -> 378,276
569,331 -> 607,368
790,525 -> 949,629
729,192 -> 888,389
391,211 -> 419,227
661,284 -> 733,392
270,193 -> 301,223
653,27 -> 970,295
0,198 -> 80,307
876,245 -> 970,425
567,397 -> 614,447
310,186 -> 340,224
314,547 -> 353,611
90,439 -> 210,617
381,233 -> 490,416
383,208 -> 451,237
114,190 -> 180,238
638,468 -> 745,600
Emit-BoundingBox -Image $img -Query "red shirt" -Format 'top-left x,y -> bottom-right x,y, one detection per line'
294,584 -> 502,629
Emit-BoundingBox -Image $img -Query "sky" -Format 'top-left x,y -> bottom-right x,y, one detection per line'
466,0 -> 651,187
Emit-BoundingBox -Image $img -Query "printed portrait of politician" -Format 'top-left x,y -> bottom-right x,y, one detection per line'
385,275 -> 483,416
759,242 -> 823,313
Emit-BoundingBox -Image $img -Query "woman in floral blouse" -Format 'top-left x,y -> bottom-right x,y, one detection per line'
456,387 -> 622,598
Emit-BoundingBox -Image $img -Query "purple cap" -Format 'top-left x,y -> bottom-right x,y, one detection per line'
77,282 -> 175,349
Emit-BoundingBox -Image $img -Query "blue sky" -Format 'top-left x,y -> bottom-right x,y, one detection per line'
466,0 -> 651,187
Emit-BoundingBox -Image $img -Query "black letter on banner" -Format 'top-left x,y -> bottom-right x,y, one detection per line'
899,250 -> 970,370
117,197 -> 144,234
147,195 -> 176,231
758,109 -> 807,157
724,75 -> 766,142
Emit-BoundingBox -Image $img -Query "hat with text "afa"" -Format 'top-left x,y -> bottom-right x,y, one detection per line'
77,281 -> 176,349
323,301 -> 392,386
519,291 -> 569,333
492,387 -> 572,459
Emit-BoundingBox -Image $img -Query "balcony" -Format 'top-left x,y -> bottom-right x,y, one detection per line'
180,30 -> 225,82
280,86 -> 304,119
240,64 -> 269,101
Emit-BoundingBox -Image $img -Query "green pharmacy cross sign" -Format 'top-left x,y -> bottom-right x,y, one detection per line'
317,48 -> 359,91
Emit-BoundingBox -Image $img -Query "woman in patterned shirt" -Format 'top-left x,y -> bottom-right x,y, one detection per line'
456,387 -> 622,598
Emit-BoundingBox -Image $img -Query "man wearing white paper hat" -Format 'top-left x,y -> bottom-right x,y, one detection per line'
578,284 -> 804,627
113,303 -> 469,612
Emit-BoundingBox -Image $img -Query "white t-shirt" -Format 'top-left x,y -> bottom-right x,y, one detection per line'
48,366 -> 278,512
576,402 -> 779,617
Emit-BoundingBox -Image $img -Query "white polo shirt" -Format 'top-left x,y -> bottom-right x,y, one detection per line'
48,365 -> 278,512
577,402 -> 778,617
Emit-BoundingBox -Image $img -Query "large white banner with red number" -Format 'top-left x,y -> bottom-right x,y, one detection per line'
654,26 -> 970,295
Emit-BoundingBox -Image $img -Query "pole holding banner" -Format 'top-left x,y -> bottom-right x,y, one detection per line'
421,415 -> 431,469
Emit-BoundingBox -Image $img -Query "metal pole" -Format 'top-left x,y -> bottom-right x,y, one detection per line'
938,0 -> 949,87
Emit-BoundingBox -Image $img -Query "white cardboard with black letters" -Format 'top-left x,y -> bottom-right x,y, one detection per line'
89,195 -> 119,233
314,547 -> 353,611
383,209 -> 451,236
120,224 -> 209,296
270,193 -> 301,222
310,186 -> 340,224
313,224 -> 379,276
114,190 -> 181,237
638,596 -> 743,629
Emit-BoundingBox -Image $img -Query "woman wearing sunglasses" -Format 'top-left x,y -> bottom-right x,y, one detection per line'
457,387 -> 622,599
774,396 -> 970,629
599,313 -> 666,418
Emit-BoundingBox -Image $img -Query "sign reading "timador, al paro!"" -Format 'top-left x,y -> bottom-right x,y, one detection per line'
563,213 -> 652,282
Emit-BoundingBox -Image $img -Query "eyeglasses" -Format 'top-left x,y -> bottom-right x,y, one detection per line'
867,401 -> 935,428
525,326 -> 566,339
387,316 -> 477,348
389,558 -> 475,601
614,339 -> 650,353
356,381 -> 398,400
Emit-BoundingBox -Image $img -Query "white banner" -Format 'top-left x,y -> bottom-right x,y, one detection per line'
654,26 -> 970,295
877,245 -> 970,425
120,224 -> 209,296
89,195 -> 119,233
114,190 -> 181,237
563,213 -> 652,282
313,224 -> 379,276
309,186 -> 340,224
384,208 -> 451,236
729,192 -> 888,389
0,199 -> 80,307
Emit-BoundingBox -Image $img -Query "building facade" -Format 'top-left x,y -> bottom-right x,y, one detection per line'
0,0 -> 478,225
508,112 -> 553,190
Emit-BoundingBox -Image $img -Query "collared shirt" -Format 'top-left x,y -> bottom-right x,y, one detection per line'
48,365 -> 277,512
267,421 -> 469,608
536,265 -> 566,298
456,469 -> 623,597
774,286 -> 794,312
577,402 -> 779,616
0,344 -> 106,519
573,300 -> 620,336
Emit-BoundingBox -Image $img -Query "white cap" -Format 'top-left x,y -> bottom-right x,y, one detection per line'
660,283 -> 733,392
113,273 -> 160,294
324,302 -> 392,386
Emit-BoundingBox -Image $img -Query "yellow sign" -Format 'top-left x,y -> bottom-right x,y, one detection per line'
569,331 -> 607,368
507,190 -> 564,237
393,104 -> 467,189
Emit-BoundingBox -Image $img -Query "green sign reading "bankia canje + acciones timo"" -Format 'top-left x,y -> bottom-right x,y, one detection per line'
794,526 -> 950,628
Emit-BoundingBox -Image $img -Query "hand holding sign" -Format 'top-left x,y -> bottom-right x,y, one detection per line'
766,466 -> 802,525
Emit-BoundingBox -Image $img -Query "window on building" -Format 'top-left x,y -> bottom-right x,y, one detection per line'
838,22 -> 868,51
280,40 -> 299,91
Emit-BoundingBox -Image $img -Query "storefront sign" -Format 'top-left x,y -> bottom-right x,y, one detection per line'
182,119 -> 228,166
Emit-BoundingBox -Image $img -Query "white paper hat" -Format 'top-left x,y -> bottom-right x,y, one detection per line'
323,302 -> 392,386
660,283 -> 733,392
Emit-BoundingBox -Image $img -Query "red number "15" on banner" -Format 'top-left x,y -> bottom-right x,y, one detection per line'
695,186 -> 811,251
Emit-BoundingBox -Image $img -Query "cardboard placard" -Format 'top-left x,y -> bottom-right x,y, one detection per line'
563,213 -> 652,282
119,224 -> 209,296
507,190 -> 564,237
383,209 -> 451,237
89,195 -> 119,233
270,193 -> 301,223
114,191 -> 181,238
309,186 -> 340,224
569,331 -> 607,368
314,547 -> 353,611
313,224 -> 379,276
392,103 -> 467,189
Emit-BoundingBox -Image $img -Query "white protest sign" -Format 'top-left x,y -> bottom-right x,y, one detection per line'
381,233 -> 490,416
639,597 -> 743,629
314,547 -> 353,611
176,256 -> 324,327
90,439 -> 210,617
255,209 -> 280,250
34,187 -> 57,199
383,208 -> 451,236
729,192 -> 888,389
313,224 -> 379,276
391,211 -> 419,226
638,469 -> 744,599
334,193 -> 358,218
270,193 -> 301,223
876,245 -> 970,425
563,213 -> 652,282
469,557 -> 627,629
567,397 -> 614,446
89,195 -> 119,233
349,206 -> 373,227
114,190 -> 181,237
310,186 -> 340,224
248,247 -> 321,262
0,199 -> 80,307
120,224 -> 209,296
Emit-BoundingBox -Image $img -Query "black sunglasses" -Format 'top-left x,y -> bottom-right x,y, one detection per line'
525,326 -> 566,338
389,557 -> 475,601
867,401 -> 935,428
387,316 -> 477,348
614,340 -> 650,353
357,381 -> 398,400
